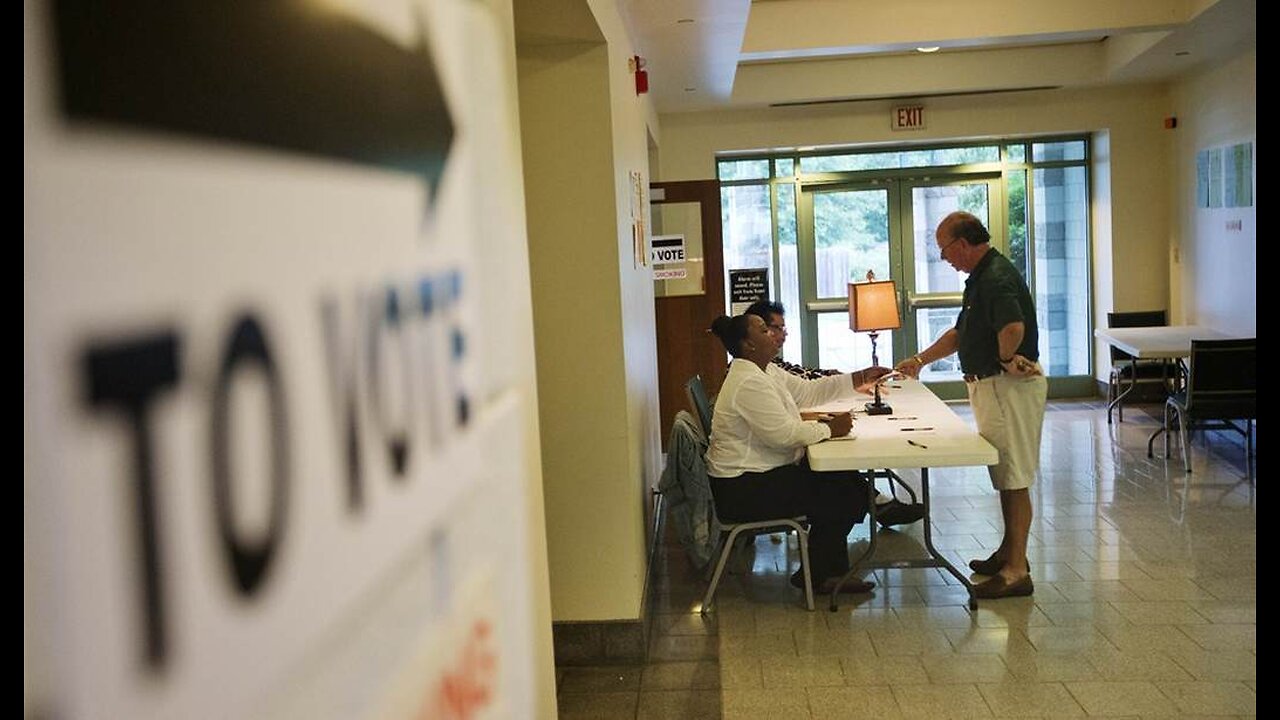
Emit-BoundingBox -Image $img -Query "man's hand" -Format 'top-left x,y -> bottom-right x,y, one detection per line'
898,329 -> 959,379
895,355 -> 925,379
1000,354 -> 1042,377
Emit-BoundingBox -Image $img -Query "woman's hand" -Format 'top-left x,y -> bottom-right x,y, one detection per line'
864,365 -> 894,382
855,366 -> 895,394
821,411 -> 853,438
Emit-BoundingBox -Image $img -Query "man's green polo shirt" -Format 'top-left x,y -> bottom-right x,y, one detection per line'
956,248 -> 1039,377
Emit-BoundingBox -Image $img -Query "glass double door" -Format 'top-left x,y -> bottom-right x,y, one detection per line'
792,176 -> 1004,393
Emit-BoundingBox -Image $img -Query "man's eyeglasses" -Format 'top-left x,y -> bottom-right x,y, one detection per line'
767,323 -> 787,334
938,235 -> 964,257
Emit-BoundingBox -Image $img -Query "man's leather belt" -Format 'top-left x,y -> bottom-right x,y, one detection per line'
963,370 -> 1002,383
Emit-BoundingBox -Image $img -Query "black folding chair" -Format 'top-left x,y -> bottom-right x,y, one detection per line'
1106,310 -> 1176,423
684,374 -> 713,437
1162,338 -> 1255,480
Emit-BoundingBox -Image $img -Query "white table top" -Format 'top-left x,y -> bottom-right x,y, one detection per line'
806,379 -> 998,472
1093,325 -> 1231,359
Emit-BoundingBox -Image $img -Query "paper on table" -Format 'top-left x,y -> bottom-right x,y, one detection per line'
824,430 -> 857,442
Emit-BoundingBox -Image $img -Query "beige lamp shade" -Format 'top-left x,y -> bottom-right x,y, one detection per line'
849,279 -> 901,332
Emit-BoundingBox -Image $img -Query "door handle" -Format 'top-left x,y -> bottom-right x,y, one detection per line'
907,292 -> 963,309
805,299 -> 849,312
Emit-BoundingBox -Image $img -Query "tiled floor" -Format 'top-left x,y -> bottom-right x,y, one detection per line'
556,400 -> 1256,718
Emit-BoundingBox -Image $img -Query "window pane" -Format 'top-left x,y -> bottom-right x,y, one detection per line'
899,146 -> 1000,167
774,182 -> 803,363
800,146 -> 999,174
817,312 -> 894,371
813,189 -> 890,298
801,152 -> 901,173
910,183 -> 990,295
1004,144 -> 1027,162
721,184 -> 772,310
718,159 -> 769,181
1034,166 -> 1089,376
1032,140 -> 1086,162
1007,170 -> 1029,280
774,157 -> 795,177
914,307 -> 962,380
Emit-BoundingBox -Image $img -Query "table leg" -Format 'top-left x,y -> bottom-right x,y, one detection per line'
828,468 -> 977,612
1106,358 -> 1139,424
919,468 -> 977,610
874,468 -> 918,504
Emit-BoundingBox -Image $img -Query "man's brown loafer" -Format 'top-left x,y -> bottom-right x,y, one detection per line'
968,554 -> 1031,576
973,574 -> 1034,599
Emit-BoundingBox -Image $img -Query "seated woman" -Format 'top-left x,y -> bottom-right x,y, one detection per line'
706,313 -> 890,594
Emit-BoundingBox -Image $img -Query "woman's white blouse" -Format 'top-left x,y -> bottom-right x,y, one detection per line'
706,359 -> 855,478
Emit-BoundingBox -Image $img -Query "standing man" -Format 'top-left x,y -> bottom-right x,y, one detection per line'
894,212 -> 1047,599
745,299 -> 927,529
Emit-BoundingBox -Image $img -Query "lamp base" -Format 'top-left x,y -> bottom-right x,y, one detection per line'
865,401 -> 893,416
865,376 -> 892,415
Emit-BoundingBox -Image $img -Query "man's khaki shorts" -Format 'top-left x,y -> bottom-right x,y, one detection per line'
967,371 -> 1048,491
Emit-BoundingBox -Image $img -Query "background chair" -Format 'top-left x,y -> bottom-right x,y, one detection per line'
684,374 -> 713,437
1163,338 -> 1256,479
1107,310 -> 1175,423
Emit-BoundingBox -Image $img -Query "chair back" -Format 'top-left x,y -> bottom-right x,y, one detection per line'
1107,310 -> 1167,363
1185,338 -> 1256,419
684,374 -> 713,438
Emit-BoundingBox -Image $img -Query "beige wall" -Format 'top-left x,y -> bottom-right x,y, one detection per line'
590,0 -> 665,595
1168,49 -> 1256,335
516,0 -> 661,624
490,1 -> 558,714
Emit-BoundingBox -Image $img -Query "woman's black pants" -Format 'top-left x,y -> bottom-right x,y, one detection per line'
710,459 -> 868,581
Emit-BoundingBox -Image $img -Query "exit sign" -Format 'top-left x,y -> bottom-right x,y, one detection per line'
892,105 -> 925,131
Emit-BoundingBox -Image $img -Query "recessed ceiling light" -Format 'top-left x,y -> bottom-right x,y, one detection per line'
677,18 -> 694,24
684,87 -> 697,92
916,46 -> 941,53
1175,50 -> 1191,56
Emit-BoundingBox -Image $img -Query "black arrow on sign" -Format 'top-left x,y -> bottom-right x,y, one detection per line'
51,0 -> 454,201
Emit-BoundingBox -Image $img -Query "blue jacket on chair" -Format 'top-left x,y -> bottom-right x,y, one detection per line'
658,410 -> 720,569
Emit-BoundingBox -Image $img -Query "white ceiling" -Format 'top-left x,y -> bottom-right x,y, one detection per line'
622,0 -> 1256,113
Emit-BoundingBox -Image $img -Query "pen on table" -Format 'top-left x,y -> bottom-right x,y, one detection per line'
906,439 -> 929,449
899,427 -> 934,432
887,416 -> 918,421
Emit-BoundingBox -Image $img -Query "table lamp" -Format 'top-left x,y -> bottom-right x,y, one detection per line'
849,277 -> 901,415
